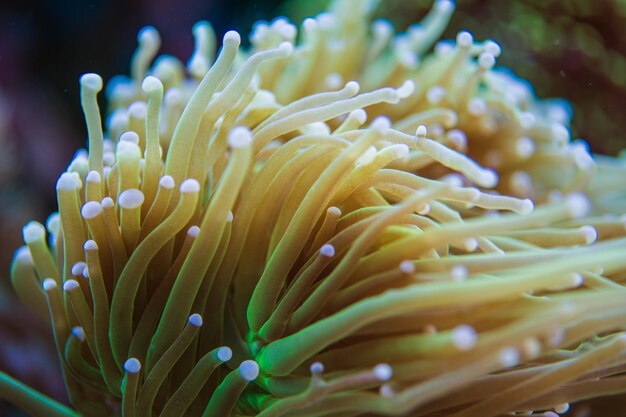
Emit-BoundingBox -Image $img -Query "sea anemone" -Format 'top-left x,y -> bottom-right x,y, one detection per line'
2,0 -> 626,416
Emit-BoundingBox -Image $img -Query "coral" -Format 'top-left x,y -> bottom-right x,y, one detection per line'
2,0 -> 626,416
281,0 -> 626,155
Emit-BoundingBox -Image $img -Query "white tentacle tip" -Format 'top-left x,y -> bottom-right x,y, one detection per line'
522,337 -> 542,359
239,360 -> 260,381
216,347 -> 233,362
81,201 -> 103,219
552,123 -> 570,144
188,313 -> 203,327
302,17 -> 317,33
371,116 -> 391,134
574,149 -> 594,170
124,358 -> 142,374
499,347 -> 520,368
446,130 -> 467,150
435,40 -> 454,56
187,225 -> 201,237
63,279 -> 80,292
80,73 -> 103,91
224,30 -> 241,45
516,137 -> 535,159
138,26 -> 160,44
118,189 -> 145,209
452,325 -> 477,351
57,172 -> 81,191
478,52 -> 496,70
416,125 -> 427,138
128,102 -> 147,119
164,88 -> 184,106
349,108 -> 367,124
569,272 -> 584,288
310,362 -> 324,375
518,199 -> 534,215
519,111 -> 535,128
579,225 -> 598,244
565,192 -> 590,218
327,206 -> 341,216
180,179 -> 201,193
399,260 -> 415,274
119,131 -> 140,144
71,326 -> 86,342
393,144 -> 410,159
548,327 -> 565,347
188,55 -> 209,76
83,240 -> 98,251
22,221 -> 46,244
42,278 -> 57,292
278,41 -> 294,55
485,40 -> 501,57
14,247 -> 33,264
479,169 -> 499,188
426,85 -> 446,104
71,262 -> 87,277
320,244 -> 335,258
456,30 -> 473,47
463,237 -> 478,252
373,363 -> 393,381
345,81 -> 360,95
451,265 -> 468,281
417,203 -> 430,215
372,19 -> 392,36
436,0 -> 455,13
101,197 -> 115,208
192,20 -> 211,34
379,384 -> 395,398
86,171 -> 101,184
228,126 -> 253,149
46,213 -> 60,235
317,13 -> 335,30
467,97 -> 487,115
142,76 -> 164,94
396,80 -> 415,99
159,175 -> 175,189
324,73 -> 343,90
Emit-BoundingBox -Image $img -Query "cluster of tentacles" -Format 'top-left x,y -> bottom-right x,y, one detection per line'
2,0 -> 626,416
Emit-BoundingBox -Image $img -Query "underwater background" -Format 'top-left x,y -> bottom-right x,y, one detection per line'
0,0 -> 625,415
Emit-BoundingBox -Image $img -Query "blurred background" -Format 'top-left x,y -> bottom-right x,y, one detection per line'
0,0 -> 625,415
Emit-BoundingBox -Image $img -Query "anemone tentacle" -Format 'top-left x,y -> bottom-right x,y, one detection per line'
2,1 -> 626,416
